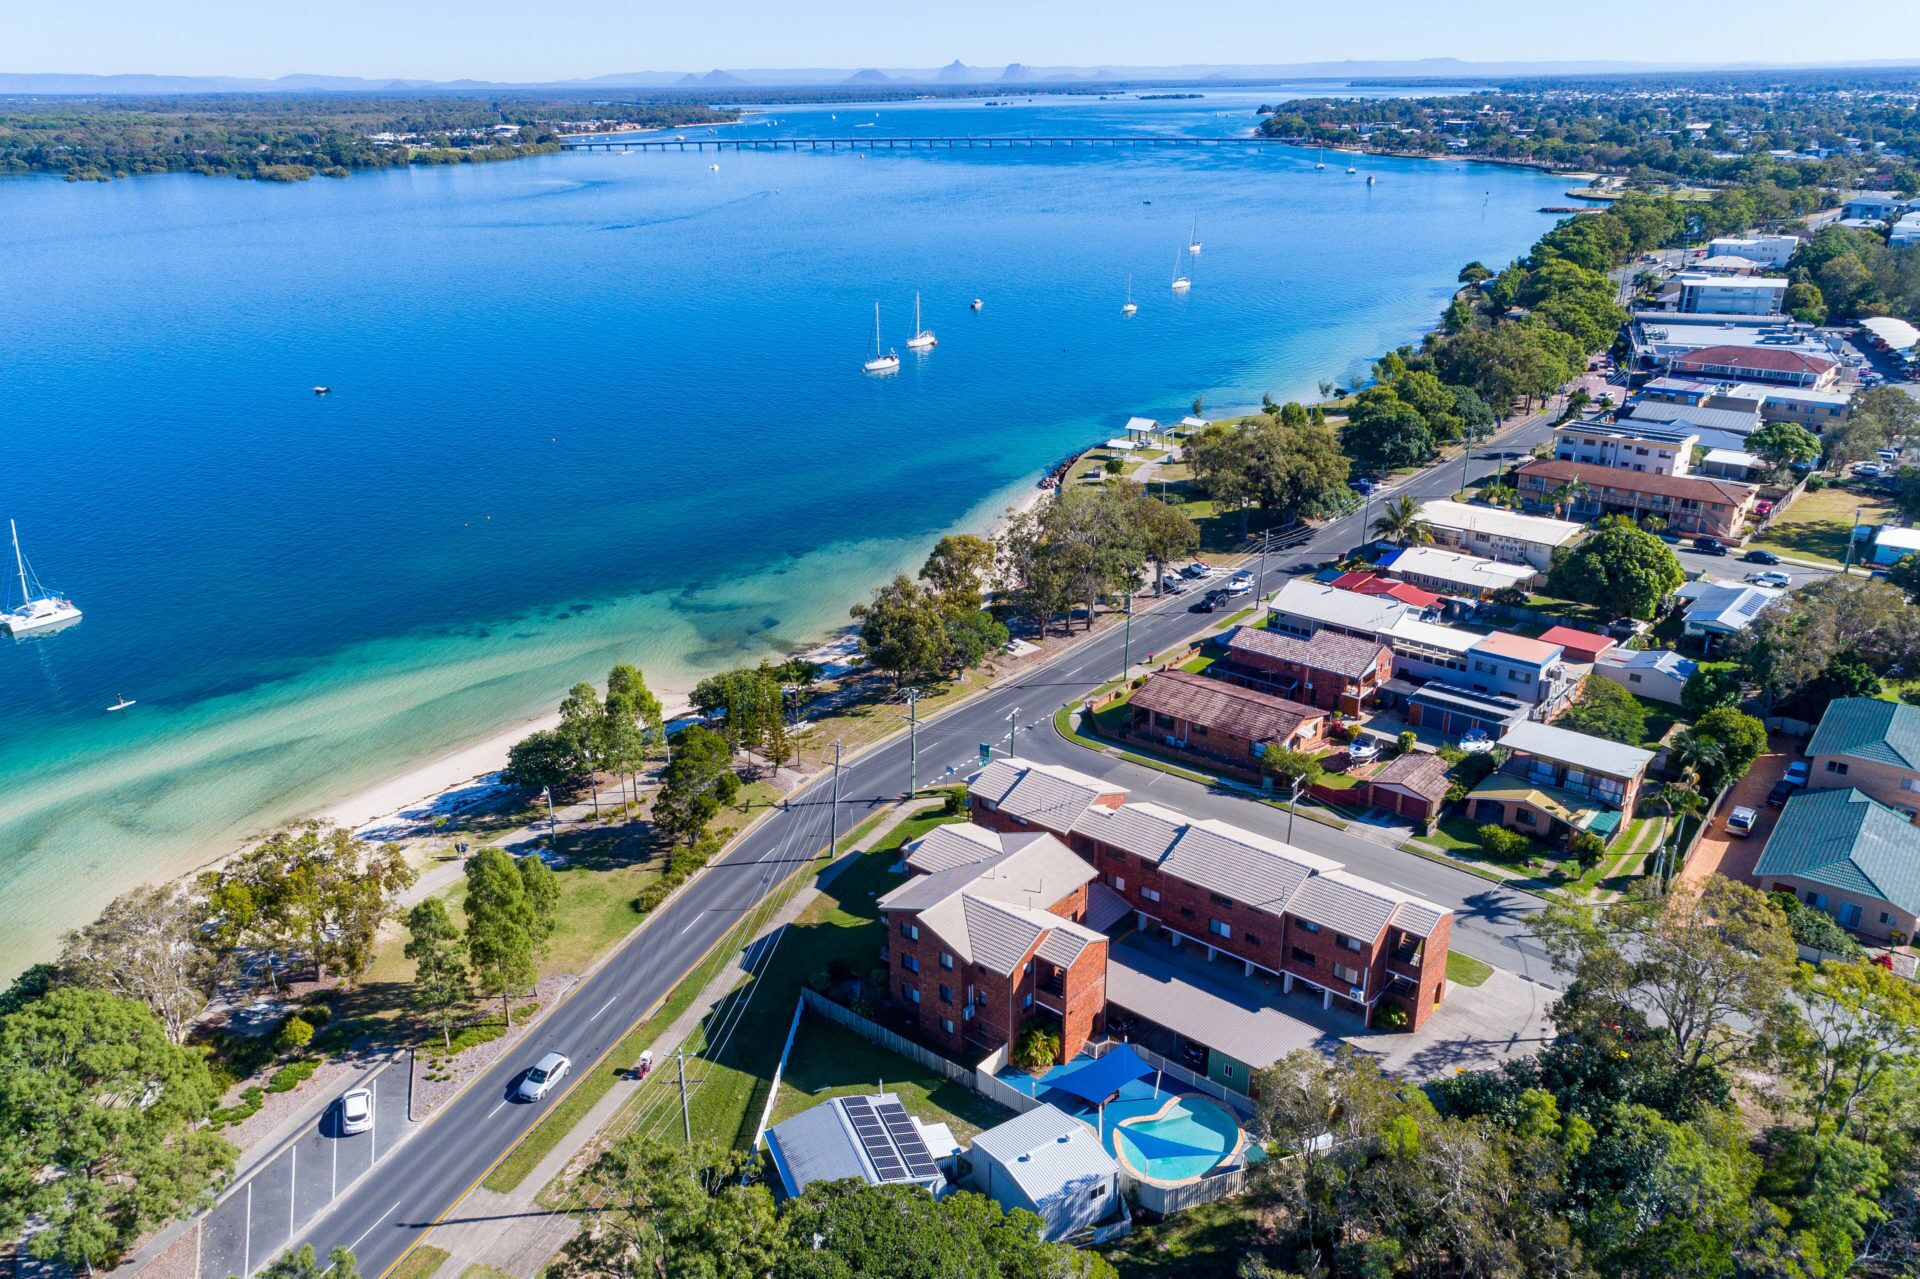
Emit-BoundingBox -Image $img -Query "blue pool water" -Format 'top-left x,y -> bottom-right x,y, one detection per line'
0,87 -> 1572,974
1112,1095 -> 1244,1182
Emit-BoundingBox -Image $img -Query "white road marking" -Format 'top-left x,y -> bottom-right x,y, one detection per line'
486,1099 -> 508,1119
589,995 -> 618,1022
680,915 -> 702,935
290,1142 -> 297,1238
345,1201 -> 402,1256
243,1181 -> 253,1276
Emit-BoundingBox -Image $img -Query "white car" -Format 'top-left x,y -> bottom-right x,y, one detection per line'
1224,575 -> 1254,597
1746,571 -> 1791,589
1346,736 -> 1380,763
1181,561 -> 1216,580
1854,462 -> 1886,478
1726,806 -> 1759,838
1159,573 -> 1188,595
517,1052 -> 571,1102
338,1087 -> 372,1136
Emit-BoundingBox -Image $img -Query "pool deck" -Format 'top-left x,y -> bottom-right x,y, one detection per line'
994,1062 -> 1251,1186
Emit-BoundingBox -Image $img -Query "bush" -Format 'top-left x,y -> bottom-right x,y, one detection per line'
266,1057 -> 319,1094
1477,824 -> 1532,859
298,1003 -> 333,1027
1771,891 -> 1865,959
1444,752 -> 1498,806
1396,731 -> 1418,756
1013,1021 -> 1062,1072
1569,829 -> 1606,871
210,1085 -> 267,1129
275,1015 -> 315,1054
1374,1005 -> 1409,1031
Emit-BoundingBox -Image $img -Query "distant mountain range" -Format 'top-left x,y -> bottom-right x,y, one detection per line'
5,57 -> 1920,96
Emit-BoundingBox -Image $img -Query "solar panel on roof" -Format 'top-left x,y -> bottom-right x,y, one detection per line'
877,1101 -> 942,1179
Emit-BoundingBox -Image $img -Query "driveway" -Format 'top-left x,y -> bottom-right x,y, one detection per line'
1677,737 -> 1798,889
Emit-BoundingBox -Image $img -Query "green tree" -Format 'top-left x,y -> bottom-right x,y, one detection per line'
1681,664 -> 1743,717
651,725 -> 739,848
502,727 -> 585,796
1558,676 -> 1649,745
1675,706 -> 1768,792
1736,577 -> 1920,707
247,1245 -> 361,1279
552,1137 -> 782,1279
0,988 -> 237,1267
1747,421 -> 1822,475
1549,516 -> 1684,620
608,663 -> 668,770
1261,747 -> 1324,795
851,575 -> 953,686
778,1180 -> 1116,1279
403,898 -> 470,1050
463,848 -> 537,1024
558,682 -> 606,818
518,853 -> 561,958
1458,260 -> 1493,284
918,533 -> 997,613
1343,387 -> 1434,472
943,609 -> 1010,671
600,691 -> 648,806
1784,280 -> 1827,324
1786,960 -> 1920,1143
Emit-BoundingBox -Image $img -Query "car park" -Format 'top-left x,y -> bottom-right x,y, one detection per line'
338,1088 -> 372,1135
1741,549 -> 1780,565
1747,571 -> 1791,588
1692,537 -> 1727,556
516,1051 -> 571,1102
1726,806 -> 1759,838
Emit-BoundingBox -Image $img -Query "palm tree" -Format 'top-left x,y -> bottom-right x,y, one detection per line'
1549,478 -> 1589,520
1651,783 -> 1707,883
1480,483 -> 1520,510
1370,495 -> 1432,546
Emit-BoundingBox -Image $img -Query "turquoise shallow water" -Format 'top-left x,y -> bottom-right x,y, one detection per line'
1112,1094 -> 1243,1183
0,88 -> 1571,976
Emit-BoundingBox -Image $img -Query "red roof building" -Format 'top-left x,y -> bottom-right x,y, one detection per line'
1329,571 -> 1445,610
1536,625 -> 1615,664
1672,345 -> 1839,388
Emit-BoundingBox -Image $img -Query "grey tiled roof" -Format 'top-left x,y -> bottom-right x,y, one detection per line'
1807,698 -> 1920,772
1225,626 -> 1391,680
1755,787 -> 1920,914
1070,801 -> 1187,861
1368,752 -> 1451,802
1159,819 -> 1339,919
1286,870 -> 1401,940
905,823 -> 1007,874
877,828 -> 1100,975
1083,882 -> 1134,932
969,758 -> 1127,829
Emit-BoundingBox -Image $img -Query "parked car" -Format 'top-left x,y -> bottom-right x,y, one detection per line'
1351,477 -> 1377,495
1346,737 -> 1380,764
1855,462 -> 1887,478
1607,617 -> 1652,641
516,1051 -> 571,1102
1741,549 -> 1781,565
1693,537 -> 1728,556
1747,571 -> 1791,589
1754,500 -> 1774,518
338,1088 -> 372,1136
1181,560 -> 1216,579
1159,573 -> 1188,595
1726,806 -> 1759,838
1880,448 -> 1902,463
1192,588 -> 1230,613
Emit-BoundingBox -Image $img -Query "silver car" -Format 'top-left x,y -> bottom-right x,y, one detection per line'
338,1087 -> 372,1136
517,1052 -> 571,1102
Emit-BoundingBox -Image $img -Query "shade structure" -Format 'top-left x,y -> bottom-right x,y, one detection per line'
1049,1043 -> 1150,1105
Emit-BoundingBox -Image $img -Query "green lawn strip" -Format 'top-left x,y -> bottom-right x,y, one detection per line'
1177,654 -> 1215,674
1445,951 -> 1494,987
458,1266 -> 517,1279
769,1018 -> 1013,1140
1215,608 -> 1257,628
1100,1197 -> 1265,1278
1053,704 -> 1112,753
1751,484 -> 1893,566
388,1245 -> 451,1279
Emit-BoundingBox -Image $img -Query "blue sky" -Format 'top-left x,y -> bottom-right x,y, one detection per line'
12,1 -> 1920,81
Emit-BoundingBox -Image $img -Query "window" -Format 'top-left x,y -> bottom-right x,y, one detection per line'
1022,992 -> 1033,1008
1192,724 -> 1209,737
901,954 -> 920,974
1333,962 -> 1362,985
1141,885 -> 1161,903
1110,874 -> 1127,892
1839,902 -> 1864,928
1825,760 -> 1849,776
1154,712 -> 1175,729
1245,931 -> 1262,946
1903,778 -> 1920,794
1180,906 -> 1196,919
900,921 -> 919,941
1300,920 -> 1321,933
1210,892 -> 1234,908
1222,1063 -> 1236,1080
1515,808 -> 1536,826
1629,673 -> 1643,684
939,984 -> 953,1003
940,1017 -> 955,1034
1209,919 -> 1232,939
1023,960 -> 1034,977
908,987 -> 921,1005
1290,946 -> 1317,966
939,951 -> 954,971
1090,1184 -> 1107,1201
1882,912 -> 1895,925
1339,935 -> 1365,953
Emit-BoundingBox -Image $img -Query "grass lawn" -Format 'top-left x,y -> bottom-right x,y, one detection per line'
458,1266 -> 517,1279
1177,653 -> 1215,674
1314,769 -> 1361,790
1445,951 -> 1494,987
388,1245 -> 451,1279
1519,592 -> 1613,630
769,1018 -> 1013,1140
1633,696 -> 1682,748
1751,483 -> 1894,565
1101,1198 -> 1269,1279
1425,814 -> 1486,855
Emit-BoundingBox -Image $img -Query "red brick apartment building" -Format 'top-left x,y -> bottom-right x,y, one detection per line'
1213,625 -> 1395,717
964,759 -> 1453,1030
877,822 -> 1124,1061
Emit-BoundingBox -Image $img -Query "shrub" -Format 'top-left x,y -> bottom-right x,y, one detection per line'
1396,731 -> 1417,756
298,1004 -> 333,1027
1771,891 -> 1865,959
1374,1005 -> 1409,1031
1569,829 -> 1606,871
210,1085 -> 266,1129
1013,1021 -> 1062,1072
266,1058 -> 319,1093
1477,824 -> 1532,859
275,1016 -> 315,1054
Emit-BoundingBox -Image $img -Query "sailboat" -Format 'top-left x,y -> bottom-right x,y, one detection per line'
1170,248 -> 1191,292
905,293 -> 937,350
1122,275 -> 1138,316
1187,218 -> 1201,254
1346,164 -> 1357,174
863,304 -> 899,374
3,520 -> 81,635
1367,174 -> 1377,186
1314,147 -> 1326,170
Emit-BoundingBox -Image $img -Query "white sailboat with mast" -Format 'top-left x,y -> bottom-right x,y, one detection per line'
1122,274 -> 1138,316
3,519 -> 81,635
862,303 -> 899,373
1187,218 -> 1201,254
1170,248 -> 1191,292
905,293 -> 936,350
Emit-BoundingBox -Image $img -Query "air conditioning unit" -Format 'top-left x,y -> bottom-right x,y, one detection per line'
1348,985 -> 1367,1000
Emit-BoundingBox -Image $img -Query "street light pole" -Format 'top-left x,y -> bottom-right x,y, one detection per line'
1844,505 -> 1863,576
1007,705 -> 1021,754
829,740 -> 842,852
904,688 -> 920,798
1121,593 -> 1133,682
541,786 -> 556,849
1287,774 -> 1306,844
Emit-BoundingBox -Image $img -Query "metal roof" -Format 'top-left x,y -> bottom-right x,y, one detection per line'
1755,788 -> 1920,914
1383,546 -> 1538,590
765,1093 -> 944,1196
1620,401 -> 1765,434
1083,881 -> 1135,932
1268,579 -> 1420,635
1159,818 -> 1339,920
1407,681 -> 1529,719
1807,697 -> 1920,772
968,1104 -> 1116,1208
1106,940 -> 1335,1069
1389,616 -> 1482,653
1287,870 -> 1403,939
1128,670 -> 1322,745
1679,579 -> 1782,634
1413,500 -> 1584,547
1498,720 -> 1655,781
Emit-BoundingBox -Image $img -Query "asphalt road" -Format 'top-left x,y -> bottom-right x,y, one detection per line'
271,409 -> 1564,1279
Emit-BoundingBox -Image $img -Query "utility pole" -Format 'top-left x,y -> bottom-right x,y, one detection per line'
673,1048 -> 691,1144
830,740 -> 843,853
540,787 -> 556,849
1461,419 -> 1477,496
1287,775 -> 1306,843
904,689 -> 920,798
1844,505 -> 1863,576
1120,593 -> 1133,682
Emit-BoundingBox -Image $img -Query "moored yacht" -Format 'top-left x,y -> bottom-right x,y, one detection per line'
863,303 -> 899,373
905,293 -> 936,350
3,519 -> 81,635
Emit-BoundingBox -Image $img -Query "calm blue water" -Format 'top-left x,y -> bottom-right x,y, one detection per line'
0,88 -> 1570,973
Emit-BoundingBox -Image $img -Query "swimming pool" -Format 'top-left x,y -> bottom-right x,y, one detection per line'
1111,1094 -> 1245,1184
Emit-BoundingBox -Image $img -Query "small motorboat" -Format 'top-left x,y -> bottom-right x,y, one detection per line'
312,386 -> 331,395
970,298 -> 983,311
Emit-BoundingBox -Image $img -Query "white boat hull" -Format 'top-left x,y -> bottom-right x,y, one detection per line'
1170,279 -> 1191,291
4,598 -> 81,634
864,356 -> 900,373
906,333 -> 936,350
1122,303 -> 1138,316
